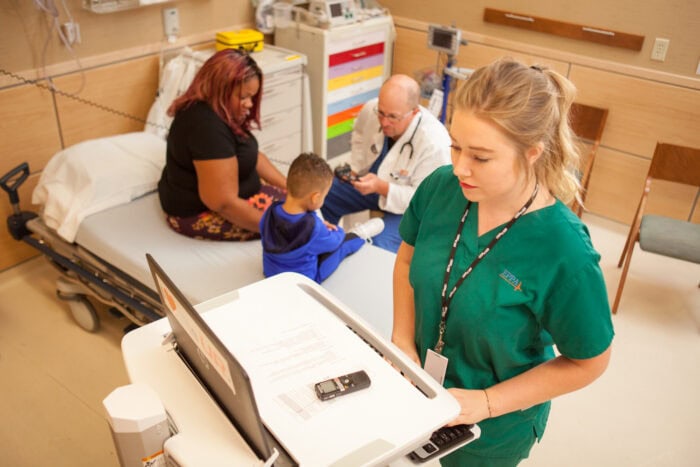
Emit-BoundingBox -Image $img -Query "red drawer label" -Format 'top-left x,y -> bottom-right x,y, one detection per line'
329,43 -> 385,67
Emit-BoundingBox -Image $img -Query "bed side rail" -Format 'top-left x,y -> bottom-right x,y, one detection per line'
0,162 -> 38,240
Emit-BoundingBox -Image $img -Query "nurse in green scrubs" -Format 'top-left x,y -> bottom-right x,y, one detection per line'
392,58 -> 614,466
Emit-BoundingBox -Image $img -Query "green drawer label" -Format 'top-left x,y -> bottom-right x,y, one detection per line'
327,119 -> 355,140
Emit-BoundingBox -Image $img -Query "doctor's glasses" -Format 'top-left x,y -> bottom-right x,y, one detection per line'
373,106 -> 414,124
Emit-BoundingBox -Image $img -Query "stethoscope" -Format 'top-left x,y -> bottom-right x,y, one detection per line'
371,112 -> 423,160
398,112 -> 422,160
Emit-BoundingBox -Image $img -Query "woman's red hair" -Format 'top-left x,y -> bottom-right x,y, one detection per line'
168,49 -> 263,136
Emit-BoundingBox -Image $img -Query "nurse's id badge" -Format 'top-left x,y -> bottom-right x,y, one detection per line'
424,349 -> 448,384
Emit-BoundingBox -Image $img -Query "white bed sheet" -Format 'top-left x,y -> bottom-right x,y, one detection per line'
75,191 -> 396,338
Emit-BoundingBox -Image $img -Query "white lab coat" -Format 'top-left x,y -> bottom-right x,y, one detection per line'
350,98 -> 451,214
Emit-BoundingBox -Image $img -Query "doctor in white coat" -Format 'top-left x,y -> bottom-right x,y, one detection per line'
321,74 -> 451,252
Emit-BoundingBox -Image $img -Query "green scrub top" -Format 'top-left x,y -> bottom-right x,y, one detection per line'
400,166 -> 614,464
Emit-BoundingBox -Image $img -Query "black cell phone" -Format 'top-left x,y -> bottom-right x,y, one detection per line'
314,370 -> 371,401
333,164 -> 359,183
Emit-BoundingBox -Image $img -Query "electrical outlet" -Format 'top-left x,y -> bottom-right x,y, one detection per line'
162,7 -> 180,41
651,38 -> 670,62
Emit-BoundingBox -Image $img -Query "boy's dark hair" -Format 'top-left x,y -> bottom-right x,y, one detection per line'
286,152 -> 333,198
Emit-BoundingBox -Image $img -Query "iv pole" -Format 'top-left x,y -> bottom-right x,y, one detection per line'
426,25 -> 470,124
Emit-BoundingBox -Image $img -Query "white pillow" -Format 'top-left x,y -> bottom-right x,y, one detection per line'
32,132 -> 166,242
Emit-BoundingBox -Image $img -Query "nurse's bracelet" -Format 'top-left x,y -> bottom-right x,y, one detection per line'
483,389 -> 493,418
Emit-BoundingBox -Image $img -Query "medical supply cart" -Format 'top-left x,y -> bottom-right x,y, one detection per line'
246,45 -> 312,173
275,15 -> 394,163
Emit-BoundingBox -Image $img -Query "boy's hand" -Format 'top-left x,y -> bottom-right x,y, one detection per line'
323,220 -> 338,231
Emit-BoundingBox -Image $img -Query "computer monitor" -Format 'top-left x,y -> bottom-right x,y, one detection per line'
146,254 -> 293,465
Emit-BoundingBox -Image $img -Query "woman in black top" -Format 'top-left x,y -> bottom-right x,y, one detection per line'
158,49 -> 287,240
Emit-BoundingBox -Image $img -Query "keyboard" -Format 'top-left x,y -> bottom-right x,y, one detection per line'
408,424 -> 476,463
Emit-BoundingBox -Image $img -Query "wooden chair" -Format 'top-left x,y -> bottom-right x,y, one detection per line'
569,103 -> 609,217
613,142 -> 700,313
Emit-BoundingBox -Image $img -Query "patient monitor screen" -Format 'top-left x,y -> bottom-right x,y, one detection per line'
432,30 -> 454,50
428,25 -> 460,56
329,3 -> 342,17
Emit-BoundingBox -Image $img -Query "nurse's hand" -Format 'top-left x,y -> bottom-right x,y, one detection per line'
353,173 -> 389,197
446,388 -> 492,425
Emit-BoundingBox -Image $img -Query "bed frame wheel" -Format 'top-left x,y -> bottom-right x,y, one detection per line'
66,296 -> 100,332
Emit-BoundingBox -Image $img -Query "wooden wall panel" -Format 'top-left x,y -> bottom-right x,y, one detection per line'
0,175 -> 42,271
585,147 -> 699,224
383,2 -> 700,79
570,66 -> 700,159
0,83 -> 62,271
392,28 -> 440,77
452,43 -> 570,77
393,26 -> 569,123
393,24 -> 700,227
53,56 -> 160,147
2,0 -> 254,76
0,84 -> 62,178
393,27 -> 569,80
585,148 -> 647,224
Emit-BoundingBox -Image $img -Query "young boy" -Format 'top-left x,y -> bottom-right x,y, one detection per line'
260,152 -> 384,283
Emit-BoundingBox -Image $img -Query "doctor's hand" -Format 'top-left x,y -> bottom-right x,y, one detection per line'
353,173 -> 389,197
446,387 -> 493,426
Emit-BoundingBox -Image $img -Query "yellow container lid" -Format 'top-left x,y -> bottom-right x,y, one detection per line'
215,29 -> 264,52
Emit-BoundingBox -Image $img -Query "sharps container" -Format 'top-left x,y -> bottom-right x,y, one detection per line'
103,383 -> 171,467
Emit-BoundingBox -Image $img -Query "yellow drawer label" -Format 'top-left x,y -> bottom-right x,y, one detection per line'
328,65 -> 383,91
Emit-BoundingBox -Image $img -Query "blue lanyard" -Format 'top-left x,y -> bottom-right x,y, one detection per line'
434,183 -> 539,354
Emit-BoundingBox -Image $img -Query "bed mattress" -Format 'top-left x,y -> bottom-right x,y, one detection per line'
76,192 -> 263,304
74,192 -> 396,337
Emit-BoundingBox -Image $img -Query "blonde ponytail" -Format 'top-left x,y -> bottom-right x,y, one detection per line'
452,58 -> 581,203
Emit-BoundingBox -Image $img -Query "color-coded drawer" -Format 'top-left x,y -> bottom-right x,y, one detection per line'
327,119 -> 355,140
328,65 -> 383,92
329,42 -> 384,67
328,54 -> 384,80
328,88 -> 379,116
327,103 -> 363,128
327,132 -> 353,160
328,29 -> 386,55
328,76 -> 383,105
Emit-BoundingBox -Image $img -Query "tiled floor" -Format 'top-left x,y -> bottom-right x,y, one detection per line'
0,213 -> 698,466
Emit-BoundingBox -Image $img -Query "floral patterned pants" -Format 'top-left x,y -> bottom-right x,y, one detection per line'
165,184 -> 286,241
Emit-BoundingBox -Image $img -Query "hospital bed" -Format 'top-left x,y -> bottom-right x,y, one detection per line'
1,48 -> 396,334
1,140 -> 395,334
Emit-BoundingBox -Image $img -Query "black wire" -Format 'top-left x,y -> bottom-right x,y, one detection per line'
0,68 -> 169,131
2,68 -> 294,168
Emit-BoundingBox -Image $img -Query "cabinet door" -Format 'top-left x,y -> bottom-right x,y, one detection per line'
259,78 -> 302,121
260,131 -> 302,174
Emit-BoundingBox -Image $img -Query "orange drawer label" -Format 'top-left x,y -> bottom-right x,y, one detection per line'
327,103 -> 364,128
